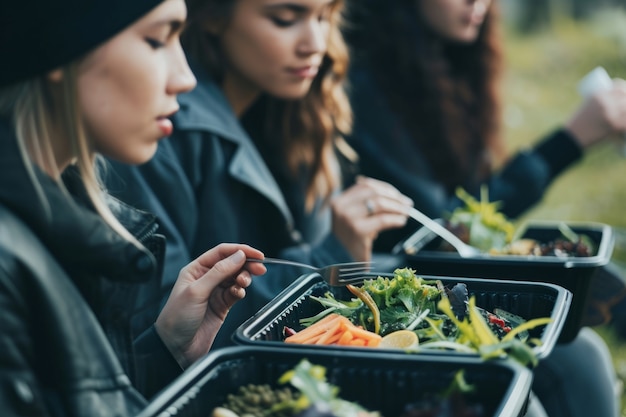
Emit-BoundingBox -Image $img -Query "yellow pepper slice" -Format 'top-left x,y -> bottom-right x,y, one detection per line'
347,284 -> 381,334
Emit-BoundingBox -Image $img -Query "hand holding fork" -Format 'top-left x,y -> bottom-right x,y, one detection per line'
246,257 -> 373,287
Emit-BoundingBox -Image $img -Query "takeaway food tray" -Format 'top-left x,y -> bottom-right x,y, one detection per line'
234,272 -> 571,360
138,345 -> 534,417
396,221 -> 614,343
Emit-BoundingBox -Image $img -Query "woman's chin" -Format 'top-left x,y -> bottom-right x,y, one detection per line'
448,28 -> 481,44
269,83 -> 314,101
104,144 -> 159,166
133,146 -> 159,165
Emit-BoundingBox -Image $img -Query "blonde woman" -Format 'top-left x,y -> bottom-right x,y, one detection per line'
106,0 -> 413,347
0,0 -> 266,414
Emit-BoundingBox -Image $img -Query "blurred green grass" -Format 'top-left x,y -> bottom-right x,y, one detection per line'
502,9 -> 626,415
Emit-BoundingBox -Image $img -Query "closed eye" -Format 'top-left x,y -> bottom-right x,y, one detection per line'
145,38 -> 166,49
271,16 -> 296,27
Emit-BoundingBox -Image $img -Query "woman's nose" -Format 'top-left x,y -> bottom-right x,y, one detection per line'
297,19 -> 327,56
168,42 -> 197,95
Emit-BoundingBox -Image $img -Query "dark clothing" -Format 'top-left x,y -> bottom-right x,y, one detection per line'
106,66 -> 353,348
346,68 -> 622,417
0,119 -> 181,416
347,68 -> 584,251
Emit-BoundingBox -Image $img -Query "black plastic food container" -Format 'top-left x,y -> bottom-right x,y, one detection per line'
234,272 -> 571,360
395,221 -> 614,343
138,346 -> 534,417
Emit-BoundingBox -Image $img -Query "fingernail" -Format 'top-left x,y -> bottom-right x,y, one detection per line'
230,250 -> 245,262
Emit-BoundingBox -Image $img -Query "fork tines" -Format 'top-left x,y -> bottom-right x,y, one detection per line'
337,261 -> 373,284
337,261 -> 371,270
337,274 -> 371,284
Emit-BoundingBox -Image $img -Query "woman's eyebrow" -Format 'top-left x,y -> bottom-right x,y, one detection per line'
171,20 -> 185,32
263,0 -> 336,13
149,19 -> 186,35
264,3 -> 308,13
168,20 -> 186,35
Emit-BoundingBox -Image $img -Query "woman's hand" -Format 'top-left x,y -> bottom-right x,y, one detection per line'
566,79 -> 626,148
330,176 -> 413,261
155,244 -> 266,368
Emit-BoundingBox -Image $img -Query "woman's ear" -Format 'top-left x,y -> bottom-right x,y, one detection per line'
47,68 -> 64,83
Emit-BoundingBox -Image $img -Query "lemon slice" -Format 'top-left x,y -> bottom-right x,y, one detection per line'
379,330 -> 419,350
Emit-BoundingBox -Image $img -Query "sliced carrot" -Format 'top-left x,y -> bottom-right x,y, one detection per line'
366,338 -> 381,348
337,330 -> 354,346
323,330 -> 344,345
347,325 -> 382,342
285,313 -> 381,348
284,314 -> 341,344
336,315 -> 354,329
301,333 -> 324,344
315,320 -> 342,345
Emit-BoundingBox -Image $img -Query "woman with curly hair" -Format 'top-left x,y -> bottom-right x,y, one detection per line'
345,0 -> 626,250
343,1 -> 624,416
106,0 -> 413,347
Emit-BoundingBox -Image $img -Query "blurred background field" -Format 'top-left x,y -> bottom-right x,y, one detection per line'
500,1 -> 626,414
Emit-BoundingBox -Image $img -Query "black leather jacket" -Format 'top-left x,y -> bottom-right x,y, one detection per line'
0,119 -> 181,416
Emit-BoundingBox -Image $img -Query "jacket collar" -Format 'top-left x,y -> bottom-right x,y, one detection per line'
173,65 -> 294,225
0,118 -> 157,283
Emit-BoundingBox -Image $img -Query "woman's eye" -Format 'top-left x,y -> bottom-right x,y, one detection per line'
271,16 -> 296,27
145,38 -> 165,49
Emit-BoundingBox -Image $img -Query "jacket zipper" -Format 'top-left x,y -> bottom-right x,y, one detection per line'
136,222 -> 159,245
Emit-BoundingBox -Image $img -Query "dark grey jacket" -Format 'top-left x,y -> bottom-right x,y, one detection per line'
106,67 -> 353,348
347,67 -> 584,250
0,119 -> 181,416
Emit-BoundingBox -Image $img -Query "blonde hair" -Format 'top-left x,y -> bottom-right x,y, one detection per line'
0,64 -> 137,243
184,0 -> 354,210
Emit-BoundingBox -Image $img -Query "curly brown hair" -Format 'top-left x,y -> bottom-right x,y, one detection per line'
345,0 -> 505,192
183,0 -> 352,209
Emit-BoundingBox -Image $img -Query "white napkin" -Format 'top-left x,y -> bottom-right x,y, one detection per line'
577,66 -> 624,155
578,66 -> 612,97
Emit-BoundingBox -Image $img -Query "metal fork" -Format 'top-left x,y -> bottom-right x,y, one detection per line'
406,207 -> 481,258
246,257 -> 372,286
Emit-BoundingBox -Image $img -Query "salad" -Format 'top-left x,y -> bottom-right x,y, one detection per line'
212,361 -> 486,417
286,268 -> 551,367
433,186 -> 596,257
212,359 -> 381,417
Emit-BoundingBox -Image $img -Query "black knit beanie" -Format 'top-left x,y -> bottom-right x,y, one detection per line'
0,0 -> 165,88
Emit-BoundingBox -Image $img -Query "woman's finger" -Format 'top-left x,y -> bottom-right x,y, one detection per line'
196,243 -> 264,268
218,269 -> 252,289
356,176 -> 414,205
186,244 -> 266,280
335,181 -> 413,219
191,250 -> 252,299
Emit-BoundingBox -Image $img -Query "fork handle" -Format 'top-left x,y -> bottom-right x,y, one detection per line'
406,207 -> 475,256
246,257 -> 317,271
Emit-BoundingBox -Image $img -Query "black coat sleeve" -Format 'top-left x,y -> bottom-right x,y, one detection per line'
133,325 -> 183,399
470,128 -> 584,218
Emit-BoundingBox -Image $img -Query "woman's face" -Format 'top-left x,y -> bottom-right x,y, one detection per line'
215,0 -> 335,111
77,0 -> 196,165
418,0 -> 492,43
